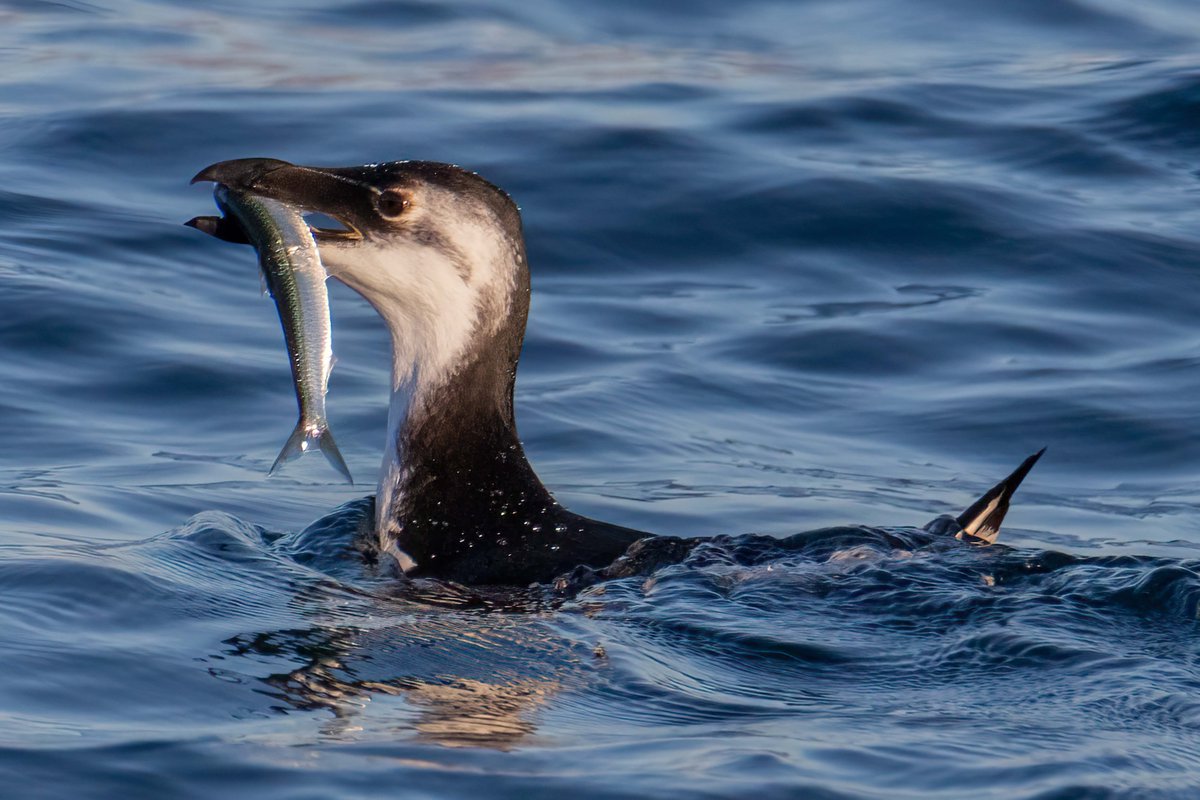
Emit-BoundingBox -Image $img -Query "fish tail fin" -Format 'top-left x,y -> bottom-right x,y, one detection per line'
950,448 -> 1045,544
317,427 -> 354,485
269,419 -> 354,484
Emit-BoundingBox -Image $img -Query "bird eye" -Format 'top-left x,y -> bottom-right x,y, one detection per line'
377,190 -> 411,219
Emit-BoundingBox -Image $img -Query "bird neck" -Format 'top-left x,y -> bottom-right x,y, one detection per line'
373,311 -> 560,575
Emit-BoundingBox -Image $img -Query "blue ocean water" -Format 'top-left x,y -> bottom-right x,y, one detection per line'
2,0 -> 1200,796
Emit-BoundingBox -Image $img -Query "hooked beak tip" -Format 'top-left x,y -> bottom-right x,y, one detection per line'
189,157 -> 296,188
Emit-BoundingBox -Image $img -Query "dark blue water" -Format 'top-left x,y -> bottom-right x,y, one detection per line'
3,1 -> 1200,797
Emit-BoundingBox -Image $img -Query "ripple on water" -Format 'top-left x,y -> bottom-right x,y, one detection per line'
4,0 -> 1200,796
2,479 -> 1200,795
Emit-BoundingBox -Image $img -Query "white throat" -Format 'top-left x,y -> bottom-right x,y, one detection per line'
318,221 -> 519,566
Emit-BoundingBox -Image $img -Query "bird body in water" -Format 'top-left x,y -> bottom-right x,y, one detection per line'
189,158 -> 1042,587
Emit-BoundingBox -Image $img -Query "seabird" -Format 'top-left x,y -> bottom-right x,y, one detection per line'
189,158 -> 1043,586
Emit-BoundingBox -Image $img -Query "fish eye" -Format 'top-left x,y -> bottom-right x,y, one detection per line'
377,190 -> 411,219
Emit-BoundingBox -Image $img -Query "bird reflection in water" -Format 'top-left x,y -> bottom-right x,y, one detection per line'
218,584 -> 593,749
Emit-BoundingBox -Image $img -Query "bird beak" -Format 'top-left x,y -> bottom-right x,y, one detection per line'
189,157 -> 296,189
188,158 -> 366,242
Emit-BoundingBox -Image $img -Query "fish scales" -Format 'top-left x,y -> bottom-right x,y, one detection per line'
214,186 -> 353,483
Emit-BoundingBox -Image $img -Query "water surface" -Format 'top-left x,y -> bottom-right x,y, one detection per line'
2,1 -> 1200,797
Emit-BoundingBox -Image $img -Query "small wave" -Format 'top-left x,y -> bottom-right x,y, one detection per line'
1094,73 -> 1200,153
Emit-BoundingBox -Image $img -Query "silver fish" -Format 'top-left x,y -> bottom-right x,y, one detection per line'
213,185 -> 353,483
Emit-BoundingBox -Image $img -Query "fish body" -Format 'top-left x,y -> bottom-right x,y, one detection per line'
213,185 -> 352,483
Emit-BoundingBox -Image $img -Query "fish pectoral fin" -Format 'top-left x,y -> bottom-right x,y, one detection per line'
927,448 -> 1045,544
269,420 -> 354,485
